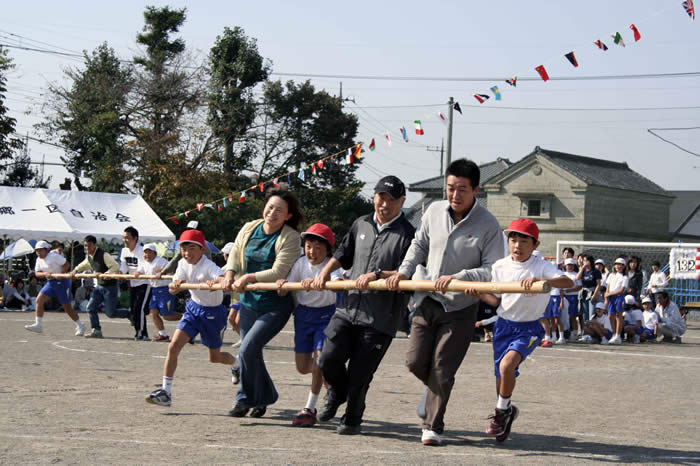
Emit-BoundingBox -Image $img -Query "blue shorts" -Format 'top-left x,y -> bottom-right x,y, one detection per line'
603,329 -> 613,340
543,296 -> 560,319
294,304 -> 335,353
608,295 -> 625,314
564,295 -> 579,317
149,287 -> 177,316
39,279 -> 72,305
642,328 -> 655,339
176,300 -> 227,349
493,318 -> 545,379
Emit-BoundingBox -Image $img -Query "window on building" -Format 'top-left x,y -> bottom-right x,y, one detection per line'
527,199 -> 541,217
519,196 -> 551,219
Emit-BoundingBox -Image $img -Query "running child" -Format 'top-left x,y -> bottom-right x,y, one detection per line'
582,302 -> 613,344
146,230 -> 239,407
24,240 -> 85,336
465,219 -> 573,442
640,296 -> 658,342
275,223 -> 343,427
133,243 -> 179,342
603,258 -> 629,345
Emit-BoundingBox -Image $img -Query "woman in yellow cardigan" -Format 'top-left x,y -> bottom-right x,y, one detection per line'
224,187 -> 303,418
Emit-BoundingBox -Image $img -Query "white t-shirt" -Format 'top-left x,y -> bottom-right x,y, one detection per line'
593,314 -> 613,332
642,310 -> 659,331
286,256 -> 343,307
120,244 -> 148,287
492,254 -> 564,322
605,272 -> 628,294
647,271 -> 667,293
623,308 -> 644,326
137,256 -> 170,288
173,256 -> 224,307
34,251 -> 67,275
563,271 -> 580,296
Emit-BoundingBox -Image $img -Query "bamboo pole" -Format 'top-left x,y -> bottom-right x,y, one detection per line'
170,279 -> 551,294
46,274 -> 551,294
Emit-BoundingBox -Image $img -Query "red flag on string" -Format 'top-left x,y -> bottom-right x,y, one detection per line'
630,24 -> 641,42
535,65 -> 549,82
196,203 -> 204,211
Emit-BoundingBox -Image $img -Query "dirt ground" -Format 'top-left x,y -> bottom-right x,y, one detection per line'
1,311 -> 699,465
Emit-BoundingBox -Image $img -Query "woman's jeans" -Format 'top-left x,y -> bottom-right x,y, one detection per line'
235,303 -> 292,408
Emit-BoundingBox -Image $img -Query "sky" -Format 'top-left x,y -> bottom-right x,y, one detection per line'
2,0 -> 699,209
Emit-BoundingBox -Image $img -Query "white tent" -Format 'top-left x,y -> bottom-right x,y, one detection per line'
0,187 -> 175,244
0,239 -> 34,260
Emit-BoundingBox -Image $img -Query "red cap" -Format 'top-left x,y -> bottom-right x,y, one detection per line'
301,223 -> 335,247
503,218 -> 539,241
179,229 -> 205,248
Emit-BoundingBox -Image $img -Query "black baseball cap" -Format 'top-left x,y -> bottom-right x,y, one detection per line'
374,175 -> 406,199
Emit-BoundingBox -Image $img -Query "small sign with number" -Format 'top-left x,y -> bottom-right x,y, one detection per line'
669,247 -> 700,279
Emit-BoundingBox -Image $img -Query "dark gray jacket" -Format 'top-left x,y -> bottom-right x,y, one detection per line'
333,213 -> 415,336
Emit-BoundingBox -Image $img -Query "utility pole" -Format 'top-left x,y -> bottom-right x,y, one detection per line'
339,81 -> 355,108
443,97 -> 454,199
426,138 -> 444,176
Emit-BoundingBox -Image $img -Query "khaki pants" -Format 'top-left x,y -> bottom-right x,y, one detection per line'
405,297 -> 476,434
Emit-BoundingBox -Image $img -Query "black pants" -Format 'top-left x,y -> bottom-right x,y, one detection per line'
129,284 -> 150,338
318,315 -> 393,426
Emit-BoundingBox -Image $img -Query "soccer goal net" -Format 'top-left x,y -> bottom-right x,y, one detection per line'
555,241 -> 700,317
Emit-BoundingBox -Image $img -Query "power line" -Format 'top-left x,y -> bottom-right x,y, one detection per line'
3,41 -> 700,84
354,103 -> 700,111
271,71 -> 700,82
646,126 -> 700,158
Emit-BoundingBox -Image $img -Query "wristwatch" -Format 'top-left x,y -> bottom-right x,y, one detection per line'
374,268 -> 382,280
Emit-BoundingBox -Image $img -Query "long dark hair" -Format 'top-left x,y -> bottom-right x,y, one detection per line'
263,187 -> 303,230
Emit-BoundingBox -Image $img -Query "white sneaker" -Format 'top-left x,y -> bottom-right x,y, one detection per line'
633,335 -> 640,344
568,332 -> 579,342
75,321 -> 86,337
600,336 -> 609,345
581,334 -> 593,344
608,335 -> 622,345
555,336 -> 566,345
24,323 -> 43,333
421,428 -> 442,446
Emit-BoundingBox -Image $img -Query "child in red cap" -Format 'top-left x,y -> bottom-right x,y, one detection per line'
276,223 -> 343,427
146,229 -> 238,407
465,219 -> 573,442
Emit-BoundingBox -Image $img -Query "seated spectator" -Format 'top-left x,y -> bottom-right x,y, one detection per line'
27,274 -> 40,298
655,292 -> 686,343
5,279 -> 33,310
622,295 -> 643,343
74,279 -> 94,313
582,302 -> 613,344
640,296 -> 658,342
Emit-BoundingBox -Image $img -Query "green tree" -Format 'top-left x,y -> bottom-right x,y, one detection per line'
130,5 -> 205,214
0,47 -> 25,178
246,80 -> 372,239
40,43 -> 133,191
208,26 -> 270,179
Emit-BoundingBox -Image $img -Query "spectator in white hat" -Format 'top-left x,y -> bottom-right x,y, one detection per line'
640,296 -> 659,342
603,258 -> 629,345
622,295 -> 643,343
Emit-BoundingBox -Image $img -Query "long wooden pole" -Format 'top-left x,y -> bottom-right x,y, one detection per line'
47,273 -> 551,294
171,279 -> 551,294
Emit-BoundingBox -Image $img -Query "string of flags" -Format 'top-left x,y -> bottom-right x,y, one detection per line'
166,1 -> 695,223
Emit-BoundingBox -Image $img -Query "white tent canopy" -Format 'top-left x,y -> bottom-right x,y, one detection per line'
0,187 -> 175,244
0,238 -> 34,260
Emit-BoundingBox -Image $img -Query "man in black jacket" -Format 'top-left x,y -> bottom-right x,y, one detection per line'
312,175 -> 415,435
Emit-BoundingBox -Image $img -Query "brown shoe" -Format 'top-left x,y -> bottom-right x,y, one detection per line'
153,334 -> 170,342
